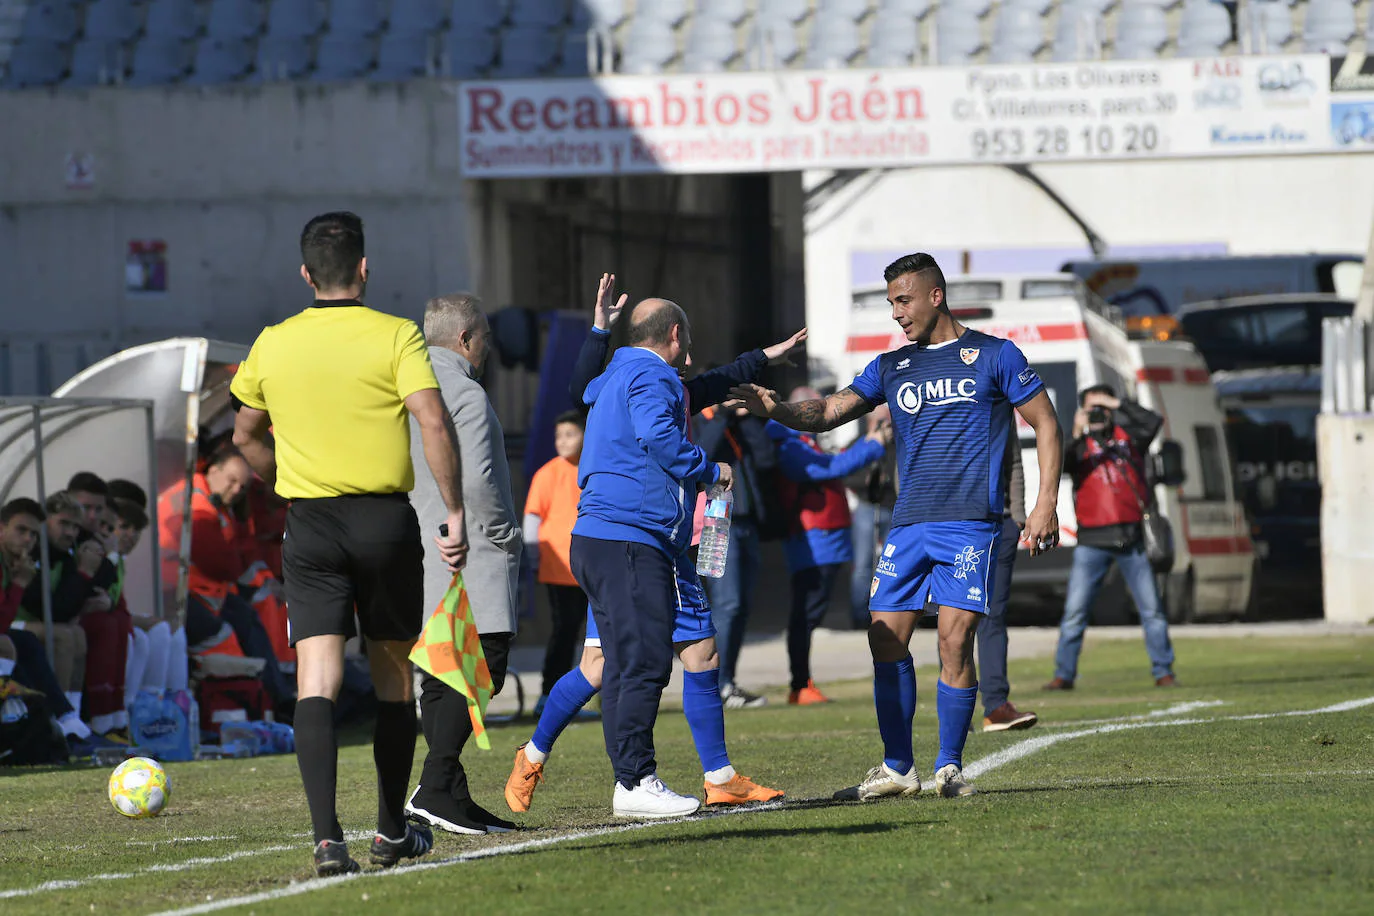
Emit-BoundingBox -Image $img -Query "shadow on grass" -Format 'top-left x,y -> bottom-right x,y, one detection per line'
494,820 -> 907,859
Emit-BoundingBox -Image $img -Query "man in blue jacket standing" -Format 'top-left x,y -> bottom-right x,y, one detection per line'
571,297 -> 732,818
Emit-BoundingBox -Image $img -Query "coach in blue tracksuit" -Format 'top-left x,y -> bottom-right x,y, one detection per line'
571,297 -> 732,819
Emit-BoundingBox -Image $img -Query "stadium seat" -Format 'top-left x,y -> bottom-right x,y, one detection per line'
815,0 -> 872,22
374,31 -> 433,80
698,0 -> 750,25
508,0 -> 567,29
83,0 -> 143,43
1114,1 -> 1168,51
941,0 -> 993,20
747,17 -> 798,64
389,0 -> 447,36
758,0 -> 810,24
145,0 -> 202,40
1368,7 -> 1374,44
1302,0 -> 1356,47
311,33 -> 375,80
805,13 -> 861,68
67,38 -> 125,84
553,28 -> 596,75
876,0 -> 932,17
1053,1 -> 1103,59
1245,1 -> 1292,49
20,2 -> 80,43
619,15 -> 677,72
493,24 -> 557,76
440,28 -> 497,76
207,0 -> 265,40
934,9 -> 982,64
1178,0 -> 1231,50
4,39 -> 67,86
1007,0 -> 1055,15
993,4 -> 1046,56
266,0 -> 326,39
870,8 -> 923,54
683,18 -> 736,71
635,0 -> 690,26
253,34 -> 313,79
329,0 -> 387,37
127,36 -> 192,84
569,0 -> 626,30
189,36 -> 255,82
450,0 -> 506,32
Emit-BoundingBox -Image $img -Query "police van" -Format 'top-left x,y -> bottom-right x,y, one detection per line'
830,275 -> 1254,622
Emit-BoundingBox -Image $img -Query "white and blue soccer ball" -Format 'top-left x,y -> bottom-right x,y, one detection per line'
108,756 -> 171,818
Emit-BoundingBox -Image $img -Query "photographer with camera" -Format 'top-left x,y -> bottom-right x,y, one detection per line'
1045,385 -> 1178,690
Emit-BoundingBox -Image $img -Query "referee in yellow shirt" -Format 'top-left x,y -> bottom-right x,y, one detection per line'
231,212 -> 469,877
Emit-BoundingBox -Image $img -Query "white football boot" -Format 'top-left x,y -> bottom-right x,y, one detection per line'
612,774 -> 702,818
934,764 -> 977,798
857,763 -> 923,800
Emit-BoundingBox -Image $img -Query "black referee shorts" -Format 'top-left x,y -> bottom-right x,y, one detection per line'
281,493 -> 425,646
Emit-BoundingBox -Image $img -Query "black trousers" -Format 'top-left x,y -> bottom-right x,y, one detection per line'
541,584 -> 588,695
418,631 -> 511,802
788,563 -> 842,691
571,535 -> 676,789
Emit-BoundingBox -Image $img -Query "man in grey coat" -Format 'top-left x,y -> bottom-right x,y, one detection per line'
404,292 -> 523,836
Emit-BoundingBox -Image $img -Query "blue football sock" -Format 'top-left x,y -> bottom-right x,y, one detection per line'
683,668 -> 730,773
530,667 -> 598,756
935,680 -> 980,772
873,656 -> 916,774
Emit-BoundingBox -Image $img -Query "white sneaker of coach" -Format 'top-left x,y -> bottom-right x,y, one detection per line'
612,773 -> 702,819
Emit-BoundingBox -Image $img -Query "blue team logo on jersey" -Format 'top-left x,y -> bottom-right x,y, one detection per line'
960,348 -> 980,365
952,545 -> 985,580
895,378 -> 978,416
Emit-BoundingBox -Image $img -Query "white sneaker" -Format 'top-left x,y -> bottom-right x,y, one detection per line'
934,764 -> 977,798
857,763 -> 923,800
612,774 -> 701,819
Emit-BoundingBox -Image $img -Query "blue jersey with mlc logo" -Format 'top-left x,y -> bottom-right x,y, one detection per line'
849,329 -> 1045,526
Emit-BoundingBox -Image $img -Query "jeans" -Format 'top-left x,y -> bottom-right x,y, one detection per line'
976,517 -> 1021,715
703,518 -> 760,687
788,563 -> 842,690
849,501 -> 893,627
1053,543 -> 1175,682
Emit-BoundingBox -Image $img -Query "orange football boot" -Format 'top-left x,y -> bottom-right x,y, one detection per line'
504,743 -> 545,813
788,679 -> 831,705
704,774 -> 784,806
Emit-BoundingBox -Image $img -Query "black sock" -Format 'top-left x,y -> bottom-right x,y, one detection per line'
294,697 -> 342,844
374,700 -> 418,840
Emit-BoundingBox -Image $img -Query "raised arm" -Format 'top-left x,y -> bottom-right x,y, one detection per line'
730,383 -> 874,433
405,388 -> 468,571
1015,389 -> 1063,557
773,427 -> 886,482
685,328 -> 808,409
571,272 -> 628,403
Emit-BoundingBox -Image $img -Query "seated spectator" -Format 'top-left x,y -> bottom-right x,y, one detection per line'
1,497 -> 106,754
67,471 -> 110,534
107,479 -> 149,510
157,447 -> 293,706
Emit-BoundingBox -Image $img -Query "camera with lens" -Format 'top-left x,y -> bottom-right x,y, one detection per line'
1087,405 -> 1112,427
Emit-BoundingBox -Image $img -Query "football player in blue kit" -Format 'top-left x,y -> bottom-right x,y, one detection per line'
731,253 -> 1063,799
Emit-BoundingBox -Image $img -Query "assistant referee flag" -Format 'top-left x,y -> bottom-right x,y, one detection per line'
409,574 -> 494,750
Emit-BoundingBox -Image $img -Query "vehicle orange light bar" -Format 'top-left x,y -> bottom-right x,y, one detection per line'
1126,315 -> 1182,341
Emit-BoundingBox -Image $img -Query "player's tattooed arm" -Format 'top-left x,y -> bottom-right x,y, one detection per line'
728,384 -> 872,432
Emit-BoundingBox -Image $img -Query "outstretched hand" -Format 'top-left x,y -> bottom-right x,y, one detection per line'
763,327 -> 808,366
728,383 -> 781,419
594,273 -> 628,331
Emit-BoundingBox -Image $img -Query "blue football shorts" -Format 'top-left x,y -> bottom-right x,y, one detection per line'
584,550 -> 715,646
867,520 -> 1003,615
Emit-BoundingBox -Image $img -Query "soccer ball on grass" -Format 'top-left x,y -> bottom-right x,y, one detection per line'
108,756 -> 171,818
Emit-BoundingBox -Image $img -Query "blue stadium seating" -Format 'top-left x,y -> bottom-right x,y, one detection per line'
877,0 -> 933,13
207,0 -> 266,40
21,1 -> 81,43
620,15 -> 677,73
935,8 -> 983,64
570,0 -> 627,29
253,34 -> 313,79
68,38 -> 125,85
817,0 -> 872,21
312,34 -> 375,80
509,0 -> 568,29
552,28 -> 593,75
83,0 -> 143,43
1247,1 -> 1294,49
440,28 -> 499,77
5,39 -> 67,86
329,0 -> 387,37
993,4 -> 1047,59
189,36 -> 256,83
266,0 -> 326,39
374,31 -> 432,79
389,0 -> 448,36
1053,2 -> 1104,60
683,18 -> 736,71
759,0 -> 811,22
145,0 -> 202,41
1304,0 -> 1357,52
127,37 -> 192,85
805,13 -> 861,67
493,24 -> 558,75
698,0 -> 751,25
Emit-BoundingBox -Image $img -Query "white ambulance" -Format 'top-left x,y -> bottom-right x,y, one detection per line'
824,274 -> 1254,622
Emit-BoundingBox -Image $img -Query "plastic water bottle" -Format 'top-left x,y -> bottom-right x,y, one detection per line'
696,484 -> 733,578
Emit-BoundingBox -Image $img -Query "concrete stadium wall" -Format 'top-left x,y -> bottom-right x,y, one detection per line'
802,155 -> 1374,374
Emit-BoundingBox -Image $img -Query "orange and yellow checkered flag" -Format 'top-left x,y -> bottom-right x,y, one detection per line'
409,573 -> 494,750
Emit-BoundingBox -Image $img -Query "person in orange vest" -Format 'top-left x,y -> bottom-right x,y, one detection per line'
768,387 -> 891,705
157,447 -> 294,705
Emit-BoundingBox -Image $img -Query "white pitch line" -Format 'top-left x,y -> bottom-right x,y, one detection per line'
1035,699 -> 1228,729
6,694 -> 1370,910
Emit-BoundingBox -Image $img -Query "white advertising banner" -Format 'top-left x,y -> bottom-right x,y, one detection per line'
458,54 -> 1336,178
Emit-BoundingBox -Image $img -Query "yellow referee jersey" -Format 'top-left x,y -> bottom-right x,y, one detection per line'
230,300 -> 440,500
